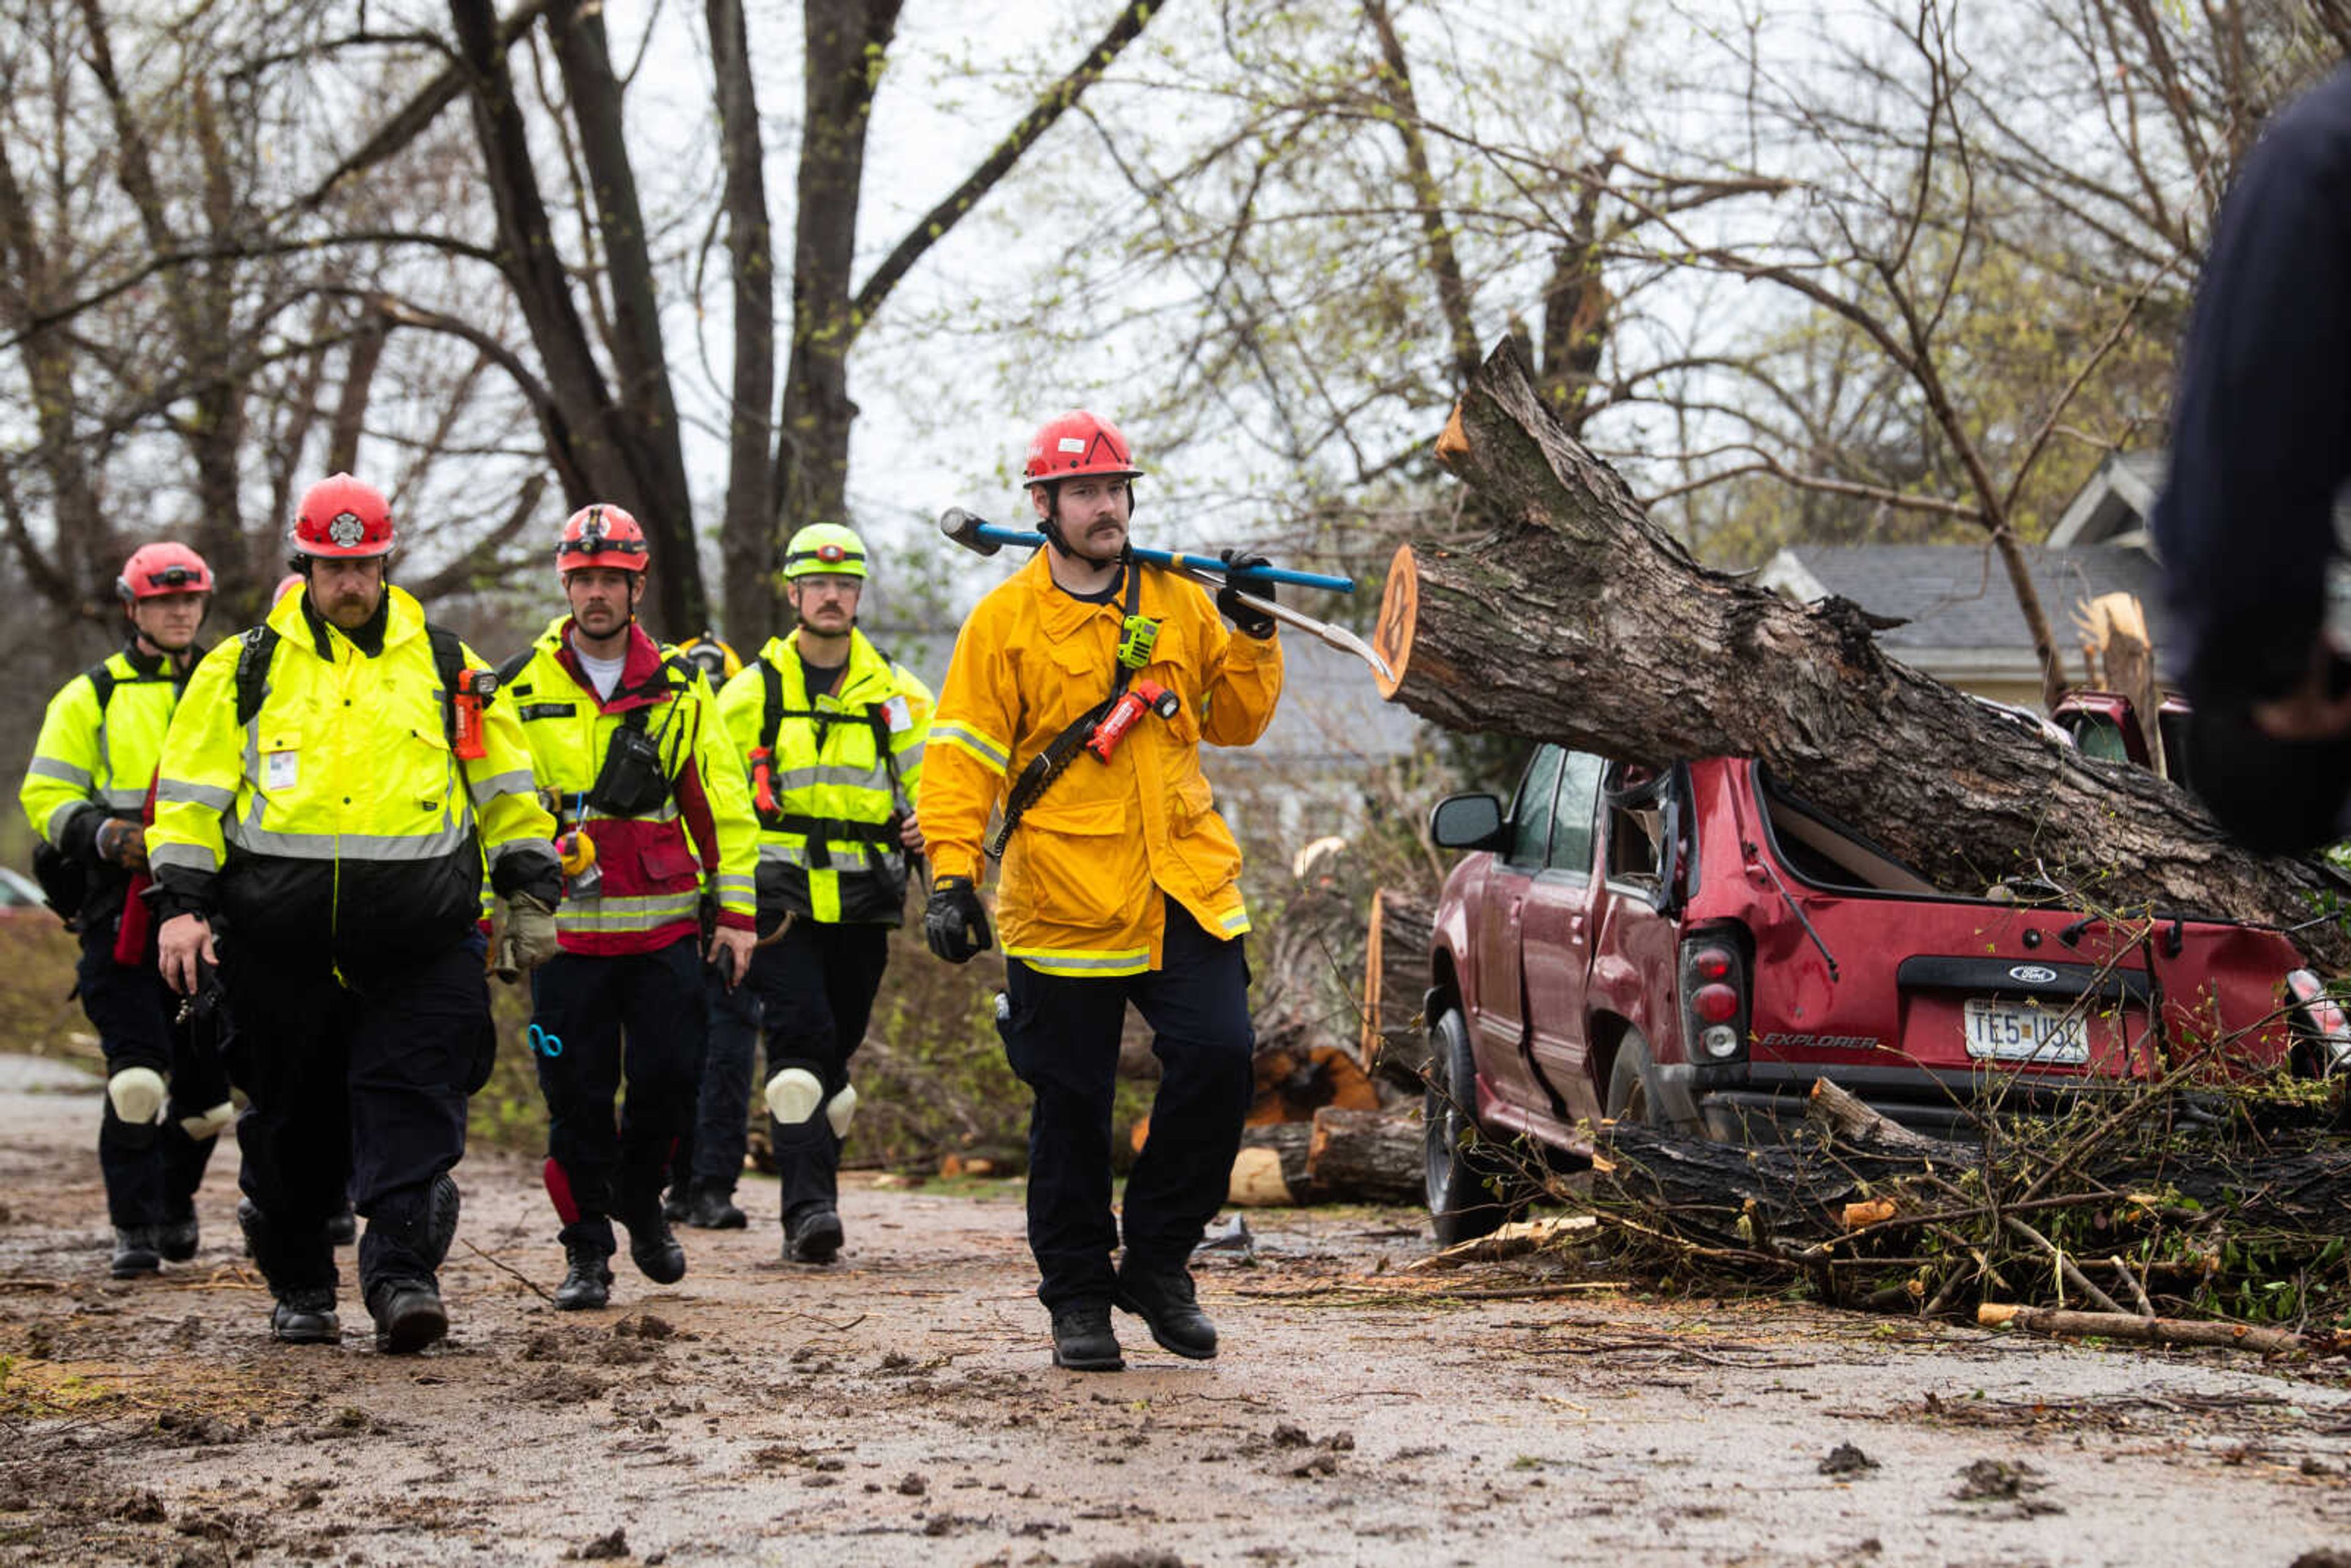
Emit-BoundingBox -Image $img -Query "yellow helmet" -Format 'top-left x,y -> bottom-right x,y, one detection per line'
678,631 -> 742,682
781,522 -> 868,581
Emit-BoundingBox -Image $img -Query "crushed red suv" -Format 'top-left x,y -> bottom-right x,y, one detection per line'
1420,744 -> 2347,1242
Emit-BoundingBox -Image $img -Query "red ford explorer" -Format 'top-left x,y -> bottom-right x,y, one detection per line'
1421,744 -> 2347,1242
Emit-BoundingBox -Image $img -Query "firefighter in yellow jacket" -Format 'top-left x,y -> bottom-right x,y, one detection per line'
716,523 -> 931,1263
20,543 -> 233,1280
149,475 -> 561,1353
504,505 -> 759,1308
918,413 -> 1281,1371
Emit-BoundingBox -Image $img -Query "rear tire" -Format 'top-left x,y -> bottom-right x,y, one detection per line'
1424,1006 -> 1529,1245
1605,1028 -> 1701,1135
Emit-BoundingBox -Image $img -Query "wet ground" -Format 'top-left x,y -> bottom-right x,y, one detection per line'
3,1052 -> 2350,1566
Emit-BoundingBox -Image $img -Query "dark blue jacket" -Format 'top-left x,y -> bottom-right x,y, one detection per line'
2152,67 -> 2351,705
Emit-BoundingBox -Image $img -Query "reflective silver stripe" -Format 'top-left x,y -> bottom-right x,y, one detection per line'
149,841 -> 220,874
1005,946 -> 1152,976
714,876 -> 756,897
558,896 -> 701,928
583,800 -> 681,825
223,820 -> 473,860
101,787 -> 146,810
893,740 -> 925,771
43,801 -> 86,844
772,764 -> 893,793
1218,907 -> 1251,933
491,838 -> 559,866
757,842 -> 808,867
931,722 -> 1008,774
157,779 -> 236,811
468,768 -> 536,805
25,756 -> 91,788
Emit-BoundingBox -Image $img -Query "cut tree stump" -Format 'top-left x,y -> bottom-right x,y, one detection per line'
1230,1122 -> 1313,1206
1365,336 -> 2351,970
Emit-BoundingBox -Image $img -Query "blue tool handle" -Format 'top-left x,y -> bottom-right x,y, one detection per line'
968,521 -> 1355,595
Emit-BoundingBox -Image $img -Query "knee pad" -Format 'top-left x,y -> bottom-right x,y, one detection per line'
178,1100 -> 235,1141
107,1066 -> 167,1125
765,1067 -> 823,1126
825,1083 -> 858,1138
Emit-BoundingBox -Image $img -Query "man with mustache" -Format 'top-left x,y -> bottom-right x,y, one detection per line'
918,412 -> 1284,1370
148,475 -> 561,1351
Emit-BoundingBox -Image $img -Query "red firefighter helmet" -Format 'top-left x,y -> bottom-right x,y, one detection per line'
293,474 -> 395,558
115,542 -> 214,602
557,503 -> 650,574
1021,411 -> 1144,487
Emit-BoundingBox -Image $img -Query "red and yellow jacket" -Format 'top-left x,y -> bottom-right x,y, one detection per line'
504,618 -> 757,956
920,550 -> 1281,977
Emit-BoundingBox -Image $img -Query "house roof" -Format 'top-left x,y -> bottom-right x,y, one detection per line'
1755,542 -> 2179,680
2047,451 -> 2167,547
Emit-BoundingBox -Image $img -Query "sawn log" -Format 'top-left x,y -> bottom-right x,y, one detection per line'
1367,337 -> 2351,970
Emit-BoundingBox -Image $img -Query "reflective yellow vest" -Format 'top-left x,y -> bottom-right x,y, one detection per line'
149,586 -> 556,960
920,551 -> 1281,977
717,629 -> 931,926
21,646 -> 187,850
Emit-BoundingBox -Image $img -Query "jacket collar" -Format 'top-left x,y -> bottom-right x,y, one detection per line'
267,582 -> 424,661
1022,546 -> 1150,642
757,628 -> 891,702
544,616 -> 669,711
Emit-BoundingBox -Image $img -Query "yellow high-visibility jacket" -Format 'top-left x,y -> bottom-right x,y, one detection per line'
148,586 -> 557,961
718,629 -> 931,926
21,644 -> 188,856
504,617 -> 757,954
920,550 -> 1281,977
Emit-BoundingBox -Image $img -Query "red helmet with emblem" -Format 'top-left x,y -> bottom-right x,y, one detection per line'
115,542 -> 214,603
1021,411 -> 1144,487
293,474 -> 395,559
557,503 -> 650,574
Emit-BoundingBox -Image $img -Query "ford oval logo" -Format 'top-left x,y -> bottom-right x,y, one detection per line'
2008,964 -> 2058,985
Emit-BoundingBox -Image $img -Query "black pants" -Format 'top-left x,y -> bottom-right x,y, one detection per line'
999,898 -> 1253,1311
531,936 -> 705,1255
670,967 -> 761,1197
76,921 -> 230,1231
220,937 -> 487,1301
742,919 -> 890,1222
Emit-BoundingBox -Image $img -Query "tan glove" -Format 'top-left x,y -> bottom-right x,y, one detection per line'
492,891 -> 561,981
94,819 -> 148,870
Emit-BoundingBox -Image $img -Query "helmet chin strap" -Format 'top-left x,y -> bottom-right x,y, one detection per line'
1040,484 -> 1133,568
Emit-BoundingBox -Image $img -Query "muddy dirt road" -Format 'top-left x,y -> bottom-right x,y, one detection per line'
3,1055 -> 2350,1567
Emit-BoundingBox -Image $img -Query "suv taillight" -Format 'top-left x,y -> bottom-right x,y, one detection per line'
2285,969 -> 2350,1075
1680,929 -> 1750,1063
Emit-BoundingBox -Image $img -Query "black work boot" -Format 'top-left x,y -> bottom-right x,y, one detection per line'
271,1288 -> 342,1346
683,1185 -> 747,1231
156,1214 -> 200,1263
1049,1302 -> 1125,1371
1114,1264 -> 1218,1360
616,1200 -> 686,1286
661,1187 -> 690,1223
325,1204 -> 357,1247
110,1227 -> 161,1279
369,1281 -> 449,1354
553,1241 -> 613,1311
782,1203 -> 842,1264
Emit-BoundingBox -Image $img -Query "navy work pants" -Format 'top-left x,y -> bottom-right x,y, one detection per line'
76,919 -> 229,1231
742,918 -> 890,1223
670,968 -> 761,1198
220,936 -> 487,1301
530,936 -> 705,1256
999,898 -> 1253,1310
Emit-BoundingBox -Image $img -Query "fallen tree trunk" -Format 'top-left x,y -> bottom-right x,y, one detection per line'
1305,1107 -> 1423,1205
1367,337 -> 2351,970
1978,1303 -> 2304,1355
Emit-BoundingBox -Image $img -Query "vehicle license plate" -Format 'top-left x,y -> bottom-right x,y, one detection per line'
1962,998 -> 2089,1065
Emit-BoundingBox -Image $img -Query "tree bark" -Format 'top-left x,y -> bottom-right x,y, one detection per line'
1370,337 -> 2351,971
1305,1107 -> 1423,1205
1362,888 -> 1434,1090
708,0 -> 776,649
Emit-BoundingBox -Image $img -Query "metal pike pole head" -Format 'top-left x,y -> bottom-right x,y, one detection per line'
937,508 -> 1002,558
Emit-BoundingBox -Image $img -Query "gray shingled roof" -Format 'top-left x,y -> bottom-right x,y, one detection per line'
1761,543 -> 2178,677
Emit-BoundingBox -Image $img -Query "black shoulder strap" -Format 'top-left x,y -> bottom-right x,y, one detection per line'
233,626 -> 282,728
425,623 -> 469,745
82,660 -> 119,715
760,658 -> 785,754
495,647 -> 535,690
984,561 -> 1142,860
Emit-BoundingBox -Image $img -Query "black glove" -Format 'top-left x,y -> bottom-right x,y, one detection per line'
923,876 -> 993,964
1216,548 -> 1277,639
